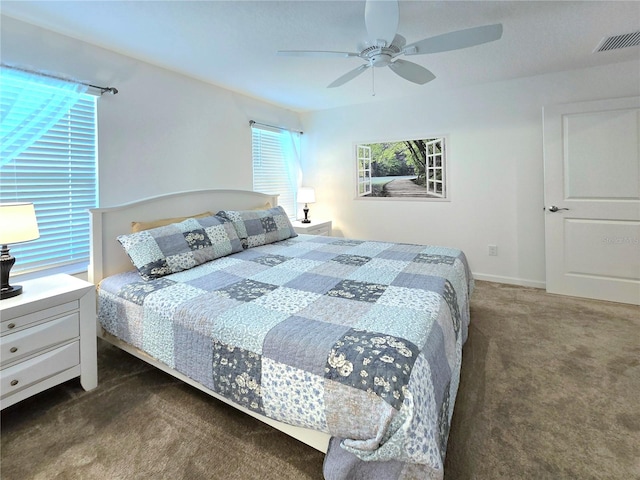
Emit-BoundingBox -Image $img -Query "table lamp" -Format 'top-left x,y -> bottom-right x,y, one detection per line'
0,203 -> 40,299
297,187 -> 316,224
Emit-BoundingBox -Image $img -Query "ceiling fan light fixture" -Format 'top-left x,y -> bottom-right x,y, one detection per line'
371,53 -> 392,67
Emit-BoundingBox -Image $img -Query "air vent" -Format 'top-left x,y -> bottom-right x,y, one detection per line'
595,31 -> 640,52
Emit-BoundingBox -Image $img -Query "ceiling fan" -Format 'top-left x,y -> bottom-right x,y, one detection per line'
277,0 -> 503,88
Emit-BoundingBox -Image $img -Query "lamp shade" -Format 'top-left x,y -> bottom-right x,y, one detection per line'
0,203 -> 40,245
297,187 -> 316,204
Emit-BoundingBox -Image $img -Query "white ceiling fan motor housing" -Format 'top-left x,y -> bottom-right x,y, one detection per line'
360,43 -> 402,67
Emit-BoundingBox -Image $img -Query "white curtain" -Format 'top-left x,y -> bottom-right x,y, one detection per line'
281,130 -> 302,204
0,67 -> 87,167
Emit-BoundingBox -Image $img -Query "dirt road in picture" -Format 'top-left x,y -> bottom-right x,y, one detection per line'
382,177 -> 433,197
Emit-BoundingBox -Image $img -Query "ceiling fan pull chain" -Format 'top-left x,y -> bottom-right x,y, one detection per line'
371,64 -> 376,96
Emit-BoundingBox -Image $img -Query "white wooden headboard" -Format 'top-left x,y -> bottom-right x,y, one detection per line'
89,189 -> 279,283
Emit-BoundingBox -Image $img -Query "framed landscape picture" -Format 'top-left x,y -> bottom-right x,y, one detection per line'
356,137 -> 448,199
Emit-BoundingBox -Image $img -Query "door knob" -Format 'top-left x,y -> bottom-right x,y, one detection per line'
547,206 -> 569,212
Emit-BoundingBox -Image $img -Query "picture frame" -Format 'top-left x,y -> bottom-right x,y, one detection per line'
355,136 -> 448,200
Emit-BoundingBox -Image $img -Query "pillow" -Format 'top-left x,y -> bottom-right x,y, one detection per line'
216,205 -> 297,249
251,202 -> 272,211
118,214 -> 243,280
131,211 -> 213,233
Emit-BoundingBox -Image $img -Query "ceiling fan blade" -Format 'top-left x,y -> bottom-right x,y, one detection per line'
277,50 -> 360,58
388,59 -> 436,85
403,23 -> 503,55
327,64 -> 371,88
391,34 -> 406,50
365,0 -> 399,47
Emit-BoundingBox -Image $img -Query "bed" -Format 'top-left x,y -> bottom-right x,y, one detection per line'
90,189 -> 473,480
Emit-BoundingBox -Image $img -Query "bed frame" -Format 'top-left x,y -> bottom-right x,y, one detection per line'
89,189 -> 331,453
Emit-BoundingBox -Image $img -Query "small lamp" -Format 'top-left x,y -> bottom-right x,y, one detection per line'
0,203 -> 40,300
297,187 -> 316,224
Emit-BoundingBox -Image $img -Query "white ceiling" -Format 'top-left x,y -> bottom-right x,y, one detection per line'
2,1 -> 639,112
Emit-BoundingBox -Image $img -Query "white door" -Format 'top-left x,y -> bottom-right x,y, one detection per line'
543,96 -> 640,305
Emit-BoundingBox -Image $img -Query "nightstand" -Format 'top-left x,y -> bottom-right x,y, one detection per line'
292,219 -> 332,236
0,274 -> 97,409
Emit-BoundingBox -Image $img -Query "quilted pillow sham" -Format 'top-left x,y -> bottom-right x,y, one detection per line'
216,205 -> 297,249
117,214 -> 243,280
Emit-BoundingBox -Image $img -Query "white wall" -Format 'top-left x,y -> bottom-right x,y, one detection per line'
4,16 -> 639,287
1,16 -> 302,207
300,60 -> 640,287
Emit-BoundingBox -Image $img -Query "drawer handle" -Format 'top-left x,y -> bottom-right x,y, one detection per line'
9,347 -> 18,353
7,323 -> 16,330
10,379 -> 18,386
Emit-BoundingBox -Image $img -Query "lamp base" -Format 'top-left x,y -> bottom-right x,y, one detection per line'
1,244 -> 22,300
1,285 -> 22,300
302,205 -> 310,223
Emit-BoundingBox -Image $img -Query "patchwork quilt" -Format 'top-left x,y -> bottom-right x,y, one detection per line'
98,234 -> 473,480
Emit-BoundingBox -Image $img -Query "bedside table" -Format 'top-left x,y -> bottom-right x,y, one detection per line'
292,219 -> 332,236
0,274 -> 97,409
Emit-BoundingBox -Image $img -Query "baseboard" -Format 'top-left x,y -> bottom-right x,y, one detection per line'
472,273 -> 546,290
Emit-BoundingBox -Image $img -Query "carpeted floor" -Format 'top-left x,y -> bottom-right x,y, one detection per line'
2,281 -> 638,479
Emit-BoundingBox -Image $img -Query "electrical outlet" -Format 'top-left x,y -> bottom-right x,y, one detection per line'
488,245 -> 498,256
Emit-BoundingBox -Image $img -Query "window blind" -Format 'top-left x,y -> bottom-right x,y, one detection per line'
0,94 -> 97,274
251,126 -> 298,219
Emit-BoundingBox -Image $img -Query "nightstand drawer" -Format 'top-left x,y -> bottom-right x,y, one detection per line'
1,313 -> 79,365
1,342 -> 79,398
292,220 -> 332,236
306,225 -> 331,235
1,300 -> 78,335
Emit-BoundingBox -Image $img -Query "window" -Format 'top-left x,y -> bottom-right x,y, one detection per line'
355,137 -> 447,199
251,124 -> 300,218
0,79 -> 97,275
